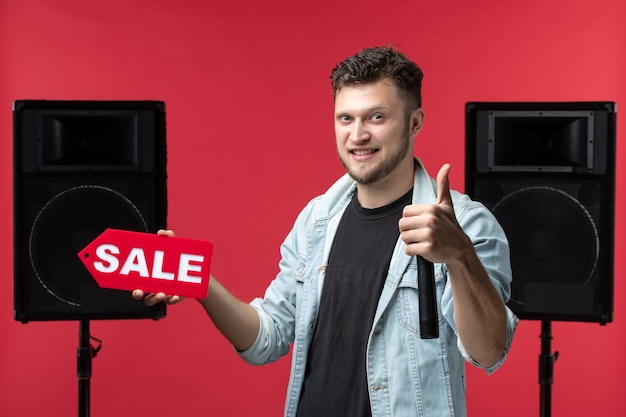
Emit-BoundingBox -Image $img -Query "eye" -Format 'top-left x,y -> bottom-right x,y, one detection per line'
338,115 -> 352,122
371,113 -> 385,121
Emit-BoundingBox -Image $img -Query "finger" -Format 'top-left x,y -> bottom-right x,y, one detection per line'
153,292 -> 169,303
166,295 -> 182,305
157,229 -> 175,237
153,292 -> 183,304
142,292 -> 162,306
436,163 -> 452,206
132,289 -> 145,300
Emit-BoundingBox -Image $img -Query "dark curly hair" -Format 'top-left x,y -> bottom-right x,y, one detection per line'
330,46 -> 424,112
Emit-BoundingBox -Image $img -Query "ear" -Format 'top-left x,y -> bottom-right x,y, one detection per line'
410,107 -> 425,137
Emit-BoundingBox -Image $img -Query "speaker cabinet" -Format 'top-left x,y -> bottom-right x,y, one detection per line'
465,102 -> 615,324
13,100 -> 167,322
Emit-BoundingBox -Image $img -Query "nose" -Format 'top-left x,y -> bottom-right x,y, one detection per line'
349,119 -> 369,142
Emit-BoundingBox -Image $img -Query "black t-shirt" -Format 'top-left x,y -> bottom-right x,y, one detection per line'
296,189 -> 412,417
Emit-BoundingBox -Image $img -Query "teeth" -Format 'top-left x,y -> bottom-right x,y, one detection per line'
353,149 -> 375,155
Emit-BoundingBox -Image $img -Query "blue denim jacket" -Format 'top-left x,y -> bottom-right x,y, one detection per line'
239,159 -> 518,417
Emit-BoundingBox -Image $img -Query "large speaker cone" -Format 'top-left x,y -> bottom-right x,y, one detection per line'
29,185 -> 148,306
493,186 -> 599,308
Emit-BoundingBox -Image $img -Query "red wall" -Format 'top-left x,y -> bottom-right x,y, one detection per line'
1,0 -> 624,416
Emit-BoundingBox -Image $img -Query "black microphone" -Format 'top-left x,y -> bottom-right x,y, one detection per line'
417,255 -> 439,339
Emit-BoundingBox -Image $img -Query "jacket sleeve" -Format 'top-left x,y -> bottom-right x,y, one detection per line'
237,198 -> 318,366
440,192 -> 519,374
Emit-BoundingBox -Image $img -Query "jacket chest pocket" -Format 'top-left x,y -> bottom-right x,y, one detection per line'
395,264 -> 444,335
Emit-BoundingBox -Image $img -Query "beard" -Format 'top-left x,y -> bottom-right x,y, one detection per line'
339,120 -> 412,185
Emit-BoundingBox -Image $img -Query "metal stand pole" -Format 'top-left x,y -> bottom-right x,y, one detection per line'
77,320 -> 101,417
539,320 -> 559,417
78,320 -> 92,417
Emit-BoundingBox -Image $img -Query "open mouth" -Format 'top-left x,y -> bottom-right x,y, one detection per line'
351,149 -> 378,156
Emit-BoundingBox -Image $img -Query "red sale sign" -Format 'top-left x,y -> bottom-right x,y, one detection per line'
78,229 -> 213,299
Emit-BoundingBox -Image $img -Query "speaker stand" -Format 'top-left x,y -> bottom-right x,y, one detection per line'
77,320 -> 102,417
539,320 -> 559,417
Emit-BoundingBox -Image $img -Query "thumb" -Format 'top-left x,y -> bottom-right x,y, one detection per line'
436,163 -> 452,206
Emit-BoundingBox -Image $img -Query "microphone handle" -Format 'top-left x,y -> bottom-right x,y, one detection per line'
417,255 -> 439,339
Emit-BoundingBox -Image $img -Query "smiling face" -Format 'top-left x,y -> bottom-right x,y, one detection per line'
334,78 -> 424,191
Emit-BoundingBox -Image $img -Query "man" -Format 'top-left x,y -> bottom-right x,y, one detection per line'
134,46 -> 518,416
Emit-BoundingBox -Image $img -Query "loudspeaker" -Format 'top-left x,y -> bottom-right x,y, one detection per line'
465,102 -> 615,324
13,100 -> 168,322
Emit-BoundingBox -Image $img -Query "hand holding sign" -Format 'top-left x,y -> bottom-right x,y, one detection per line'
132,229 -> 187,306
78,229 -> 213,299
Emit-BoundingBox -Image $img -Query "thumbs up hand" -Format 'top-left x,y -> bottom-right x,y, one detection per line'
399,164 -> 473,266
